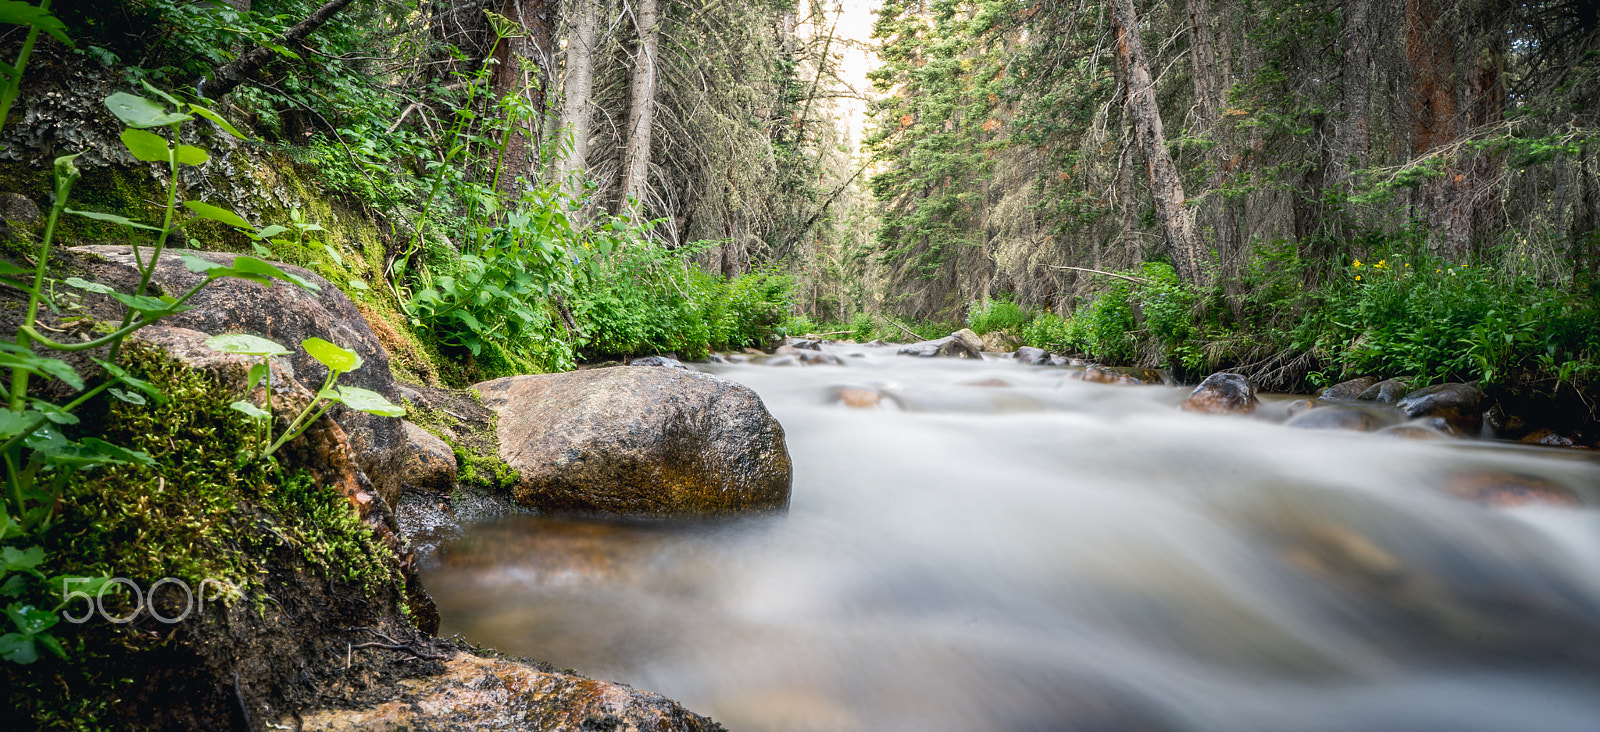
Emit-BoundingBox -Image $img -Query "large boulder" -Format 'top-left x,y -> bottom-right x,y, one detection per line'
474,367 -> 792,516
1180,372 -> 1258,414
290,651 -> 720,731
74,245 -> 410,505
1319,376 -> 1378,402
897,328 -> 984,359
1397,382 -> 1486,436
1285,404 -> 1391,432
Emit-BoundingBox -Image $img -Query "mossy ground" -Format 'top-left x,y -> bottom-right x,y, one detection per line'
0,344 -> 408,730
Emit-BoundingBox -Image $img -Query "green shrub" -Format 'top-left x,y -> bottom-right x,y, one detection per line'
965,297 -> 1033,334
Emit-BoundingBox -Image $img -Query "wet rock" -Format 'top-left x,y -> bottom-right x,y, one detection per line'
1396,382 -> 1485,436
1518,429 -> 1581,448
1377,422 -> 1452,440
866,339 -> 889,346
0,192 -> 40,234
1356,378 -> 1410,404
1440,470 -> 1582,508
742,347 -> 766,355
1048,355 -> 1080,368
1284,404 -> 1388,432
1013,346 -> 1051,365
1285,399 -> 1316,419
1180,372 -> 1258,415
897,328 -> 985,359
1081,364 -> 1166,386
763,354 -> 798,367
290,651 -> 720,732
981,331 -> 1021,352
798,350 -> 844,366
628,355 -> 691,370
474,367 -> 792,516
786,338 -> 823,350
74,245 -> 410,505
400,421 -> 457,494
1319,376 -> 1378,402
826,385 -> 883,408
960,378 -> 1014,388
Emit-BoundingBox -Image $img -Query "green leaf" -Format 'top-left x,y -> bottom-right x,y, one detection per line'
105,92 -> 190,129
0,633 -> 38,664
0,260 -> 33,277
247,362 -> 268,392
0,353 -> 82,391
251,243 -> 272,257
36,633 -> 65,660
67,208 -> 164,232
107,291 -> 189,317
0,1 -> 71,45
180,254 -> 226,274
107,388 -> 145,405
256,225 -> 289,239
30,402 -> 78,425
138,79 -> 181,107
5,603 -> 57,636
321,244 -> 343,267
44,437 -> 154,468
330,386 -> 404,417
1,546 -> 45,575
0,409 -> 31,440
182,200 -> 251,229
346,279 -> 368,291
205,333 -> 290,357
62,277 -> 113,294
301,337 -> 361,373
119,128 -> 170,163
229,400 -> 270,420
231,256 -> 318,291
0,575 -> 25,599
173,145 -> 209,166
188,104 -> 250,139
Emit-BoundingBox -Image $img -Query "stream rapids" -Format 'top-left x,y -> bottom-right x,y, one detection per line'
423,345 -> 1600,732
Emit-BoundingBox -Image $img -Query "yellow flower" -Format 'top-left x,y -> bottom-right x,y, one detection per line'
1355,275 -> 1362,281
1404,263 -> 1410,267
1352,259 -> 1362,267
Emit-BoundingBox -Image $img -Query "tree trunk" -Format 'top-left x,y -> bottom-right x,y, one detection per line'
618,0 -> 661,218
555,0 -> 599,197
1335,0 -> 1372,184
491,0 -> 556,201
1109,0 -> 1209,287
204,0 -> 357,98
1185,0 -> 1223,123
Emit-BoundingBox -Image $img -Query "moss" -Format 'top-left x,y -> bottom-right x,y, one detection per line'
1,343 -> 403,729
405,399 -> 515,492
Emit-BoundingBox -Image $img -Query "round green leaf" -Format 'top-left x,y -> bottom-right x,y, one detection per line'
301,338 -> 361,372
119,128 -> 170,163
332,386 -> 404,417
229,401 -> 271,421
105,92 -> 191,129
206,333 -> 290,357
63,277 -> 114,294
174,145 -> 209,166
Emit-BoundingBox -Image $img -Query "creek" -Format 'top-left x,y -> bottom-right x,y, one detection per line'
423,346 -> 1600,732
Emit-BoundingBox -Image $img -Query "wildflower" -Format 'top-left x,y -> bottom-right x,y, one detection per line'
1404,263 -> 1410,267
1376,259 -> 1388,269
1352,259 -> 1362,267
1355,275 -> 1362,281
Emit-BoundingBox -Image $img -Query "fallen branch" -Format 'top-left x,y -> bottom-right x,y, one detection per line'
802,330 -> 854,338
1044,265 -> 1152,285
202,0 -> 360,99
880,316 -> 922,341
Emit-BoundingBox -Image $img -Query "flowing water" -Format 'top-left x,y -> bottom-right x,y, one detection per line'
423,346 -> 1600,732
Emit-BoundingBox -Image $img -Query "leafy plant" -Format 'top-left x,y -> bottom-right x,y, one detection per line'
207,334 -> 403,463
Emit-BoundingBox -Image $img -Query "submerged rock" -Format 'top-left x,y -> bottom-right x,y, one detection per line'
1397,382 -> 1486,436
897,328 -> 984,359
1440,470 -> 1582,508
1285,404 -> 1390,432
1377,422 -> 1453,440
1356,378 -> 1410,404
825,385 -> 884,408
1180,372 -> 1258,414
1081,364 -> 1166,386
1518,429 -> 1582,448
400,421 -> 457,494
74,245 -> 411,504
1319,376 -> 1378,402
1013,346 -> 1051,365
474,367 -> 792,516
291,651 -> 720,731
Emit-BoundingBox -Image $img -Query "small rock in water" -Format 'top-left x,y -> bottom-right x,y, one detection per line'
798,350 -> 844,366
1518,429 -> 1581,448
1180,372 -> 1258,414
1285,399 -> 1316,419
1082,364 -> 1165,385
1356,378 -> 1410,404
1377,422 -> 1452,440
1013,346 -> 1051,365
628,354 -> 690,370
1396,382 -> 1485,436
960,377 -> 1014,388
764,355 -> 798,367
400,421 -> 457,494
1285,404 -> 1389,432
897,328 -> 985,359
1440,470 -> 1582,508
786,338 -> 823,350
826,385 -> 884,408
1319,376 -> 1378,402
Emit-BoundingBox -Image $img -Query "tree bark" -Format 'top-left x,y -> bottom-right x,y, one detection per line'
1185,0 -> 1223,123
618,0 -> 661,218
554,0 -> 599,197
1110,0 -> 1209,287
1335,0 -> 1372,183
491,0 -> 556,201
204,0 -> 358,98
